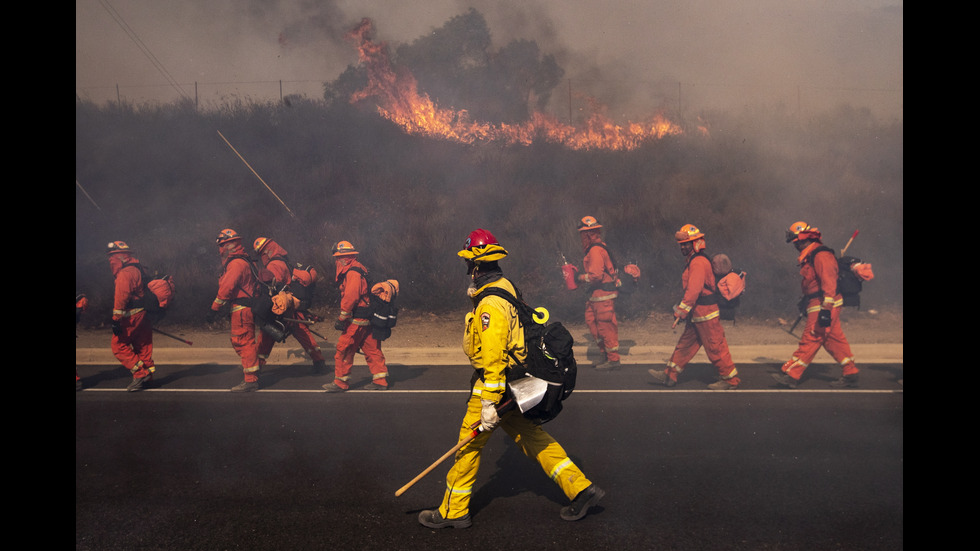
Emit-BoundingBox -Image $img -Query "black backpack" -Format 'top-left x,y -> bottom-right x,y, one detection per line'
809,247 -> 868,309
837,256 -> 865,308
474,285 -> 577,424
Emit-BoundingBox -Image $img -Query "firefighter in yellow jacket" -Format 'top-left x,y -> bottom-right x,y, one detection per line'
417,229 -> 604,529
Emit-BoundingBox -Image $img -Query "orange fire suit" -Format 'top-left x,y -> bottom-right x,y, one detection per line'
436,275 -> 593,521
781,244 -> 858,381
580,239 -> 619,363
331,259 -> 388,389
662,252 -> 740,386
109,255 -> 155,381
211,253 -> 260,383
255,241 -> 325,367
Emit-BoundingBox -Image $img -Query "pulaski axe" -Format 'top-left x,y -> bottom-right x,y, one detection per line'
394,376 -> 549,497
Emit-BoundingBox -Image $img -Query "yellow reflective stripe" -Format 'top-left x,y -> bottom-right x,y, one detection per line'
839,356 -> 855,366
231,304 -> 248,312
113,307 -> 145,318
723,367 -> 739,379
213,298 -> 227,306
482,380 -> 506,391
678,302 -> 692,312
588,293 -> 618,302
549,458 -> 574,482
447,482 -> 474,496
243,365 -> 260,374
692,310 -> 720,323
372,372 -> 388,380
806,298 -> 844,313
352,319 -> 370,326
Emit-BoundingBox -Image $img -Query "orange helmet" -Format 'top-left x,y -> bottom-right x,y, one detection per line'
786,221 -> 820,243
332,240 -> 358,257
106,241 -> 132,255
216,229 -> 242,246
253,237 -> 272,254
675,224 -> 705,243
577,215 -> 603,232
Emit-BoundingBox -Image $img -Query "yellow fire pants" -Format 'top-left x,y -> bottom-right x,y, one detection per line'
438,380 -> 593,519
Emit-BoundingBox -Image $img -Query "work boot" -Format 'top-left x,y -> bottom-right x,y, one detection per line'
363,382 -> 388,390
312,360 -> 327,374
648,369 -> 676,387
127,374 -> 152,392
560,483 -> 605,521
596,360 -> 620,371
829,374 -> 859,388
322,382 -> 347,393
230,380 -> 259,392
707,379 -> 738,390
771,373 -> 799,389
418,509 -> 472,529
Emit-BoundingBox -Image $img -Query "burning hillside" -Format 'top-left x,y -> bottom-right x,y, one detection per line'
346,18 -> 684,151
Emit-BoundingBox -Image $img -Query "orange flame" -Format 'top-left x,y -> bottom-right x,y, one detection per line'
346,19 -> 685,150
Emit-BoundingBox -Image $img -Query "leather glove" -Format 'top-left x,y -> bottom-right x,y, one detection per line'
672,304 -> 689,320
335,318 -> 351,332
111,320 -> 123,336
480,399 -> 500,432
818,309 -> 832,327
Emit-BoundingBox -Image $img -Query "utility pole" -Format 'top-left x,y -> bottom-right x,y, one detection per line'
568,79 -> 573,124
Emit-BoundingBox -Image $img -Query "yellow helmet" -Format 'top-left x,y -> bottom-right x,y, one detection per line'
675,224 -> 705,243
786,221 -> 820,243
577,215 -> 603,232
457,229 -> 508,263
332,240 -> 358,257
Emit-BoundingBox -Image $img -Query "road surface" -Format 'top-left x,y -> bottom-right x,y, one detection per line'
76,347 -> 902,550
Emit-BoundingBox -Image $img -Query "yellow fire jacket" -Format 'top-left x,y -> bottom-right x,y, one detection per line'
463,277 -> 527,404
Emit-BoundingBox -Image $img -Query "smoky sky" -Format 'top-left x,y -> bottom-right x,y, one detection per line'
75,0 -> 903,120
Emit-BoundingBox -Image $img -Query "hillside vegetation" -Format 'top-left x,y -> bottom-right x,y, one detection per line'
75,97 -> 902,327
75,10 -> 902,328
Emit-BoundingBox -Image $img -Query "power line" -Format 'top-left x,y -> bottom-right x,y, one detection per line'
92,0 -> 297,219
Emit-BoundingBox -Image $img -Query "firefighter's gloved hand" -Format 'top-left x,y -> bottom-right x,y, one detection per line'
111,320 -> 123,336
480,400 -> 501,431
335,318 -> 351,332
205,309 -> 220,324
818,309 -> 832,327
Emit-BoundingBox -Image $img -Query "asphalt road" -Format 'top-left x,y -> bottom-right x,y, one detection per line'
76,360 -> 903,551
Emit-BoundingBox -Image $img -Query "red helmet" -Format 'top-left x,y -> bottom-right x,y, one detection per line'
463,229 -> 498,250
216,229 -> 242,246
458,229 -> 508,263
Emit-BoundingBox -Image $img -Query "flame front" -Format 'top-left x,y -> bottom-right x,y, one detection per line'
346,19 -> 684,150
